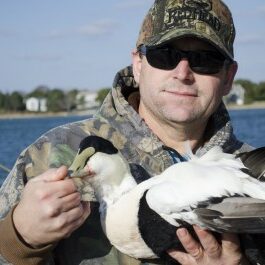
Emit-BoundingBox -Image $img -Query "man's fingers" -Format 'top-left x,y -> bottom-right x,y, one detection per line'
168,249 -> 194,265
50,179 -> 77,198
177,228 -> 204,261
31,176 -> 77,200
193,225 -> 222,259
81,202 -> 91,218
32,166 -> 68,182
53,192 -> 81,213
222,233 -> 241,252
171,228 -> 242,265
56,201 -> 90,226
53,202 -> 91,237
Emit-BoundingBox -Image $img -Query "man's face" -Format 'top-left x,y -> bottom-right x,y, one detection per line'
132,37 -> 237,127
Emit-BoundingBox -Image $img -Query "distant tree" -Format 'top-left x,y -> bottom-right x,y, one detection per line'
47,89 -> 66,112
9,91 -> 25,111
0,92 -> 6,110
96,87 -> 111,104
65,89 -> 78,112
2,93 -> 11,111
256,82 -> 265,101
27,85 -> 49,98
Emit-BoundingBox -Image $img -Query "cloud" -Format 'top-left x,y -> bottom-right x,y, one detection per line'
237,35 -> 265,45
115,0 -> 153,9
0,28 -> 19,38
259,5 -> 265,15
77,19 -> 118,36
231,4 -> 265,18
14,54 -> 63,62
47,30 -> 68,39
251,5 -> 265,16
47,19 -> 118,39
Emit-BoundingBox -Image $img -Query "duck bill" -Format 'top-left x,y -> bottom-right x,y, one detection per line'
68,146 -> 96,178
68,166 -> 96,178
68,168 -> 90,178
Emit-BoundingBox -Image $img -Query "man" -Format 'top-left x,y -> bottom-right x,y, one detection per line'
0,0 -> 264,264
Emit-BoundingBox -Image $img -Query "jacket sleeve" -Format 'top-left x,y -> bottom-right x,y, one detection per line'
0,126 -> 87,265
0,206 -> 55,265
0,144 -> 56,264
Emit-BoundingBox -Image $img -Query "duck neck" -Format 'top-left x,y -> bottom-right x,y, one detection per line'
93,173 -> 137,206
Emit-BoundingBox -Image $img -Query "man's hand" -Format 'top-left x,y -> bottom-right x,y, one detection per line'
13,166 -> 90,248
168,226 -> 244,265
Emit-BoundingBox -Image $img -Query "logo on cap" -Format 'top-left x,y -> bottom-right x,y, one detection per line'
184,0 -> 212,11
165,0 -> 220,33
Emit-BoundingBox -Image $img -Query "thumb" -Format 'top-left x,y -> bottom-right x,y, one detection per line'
32,166 -> 68,182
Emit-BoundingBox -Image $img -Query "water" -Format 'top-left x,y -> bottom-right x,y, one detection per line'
229,109 -> 265,148
0,109 -> 265,185
0,115 -> 90,185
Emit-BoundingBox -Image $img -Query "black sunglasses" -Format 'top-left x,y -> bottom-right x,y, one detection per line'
138,45 -> 232,75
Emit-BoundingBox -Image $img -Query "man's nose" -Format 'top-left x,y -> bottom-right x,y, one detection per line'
171,59 -> 194,81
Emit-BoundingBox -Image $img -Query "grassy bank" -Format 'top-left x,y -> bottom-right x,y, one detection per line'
0,102 -> 265,120
226,101 -> 265,110
0,109 -> 97,120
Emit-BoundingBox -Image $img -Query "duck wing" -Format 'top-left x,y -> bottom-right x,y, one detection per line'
129,163 -> 152,184
237,147 -> 265,180
194,197 -> 265,233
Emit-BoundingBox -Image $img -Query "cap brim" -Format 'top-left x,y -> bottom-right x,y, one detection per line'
146,29 -> 233,60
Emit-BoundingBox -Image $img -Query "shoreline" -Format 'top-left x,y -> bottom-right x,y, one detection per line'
0,102 -> 265,120
226,101 -> 265,110
0,109 -> 97,120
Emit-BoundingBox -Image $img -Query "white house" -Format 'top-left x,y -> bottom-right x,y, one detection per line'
26,97 -> 47,112
225,84 -> 245,105
76,91 -> 100,110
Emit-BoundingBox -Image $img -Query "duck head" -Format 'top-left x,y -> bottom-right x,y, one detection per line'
68,135 -> 131,190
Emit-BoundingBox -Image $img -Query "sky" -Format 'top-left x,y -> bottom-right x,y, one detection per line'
0,0 -> 265,93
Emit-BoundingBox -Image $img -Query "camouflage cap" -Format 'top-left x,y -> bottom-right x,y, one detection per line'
136,0 -> 235,59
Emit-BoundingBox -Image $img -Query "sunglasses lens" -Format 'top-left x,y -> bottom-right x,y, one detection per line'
189,51 -> 226,74
146,48 -> 180,70
144,46 -> 227,74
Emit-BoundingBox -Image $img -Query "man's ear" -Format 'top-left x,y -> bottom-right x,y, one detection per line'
132,48 -> 142,84
223,61 -> 238,96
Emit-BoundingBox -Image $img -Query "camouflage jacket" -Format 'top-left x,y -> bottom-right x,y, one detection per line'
0,66 -> 264,265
